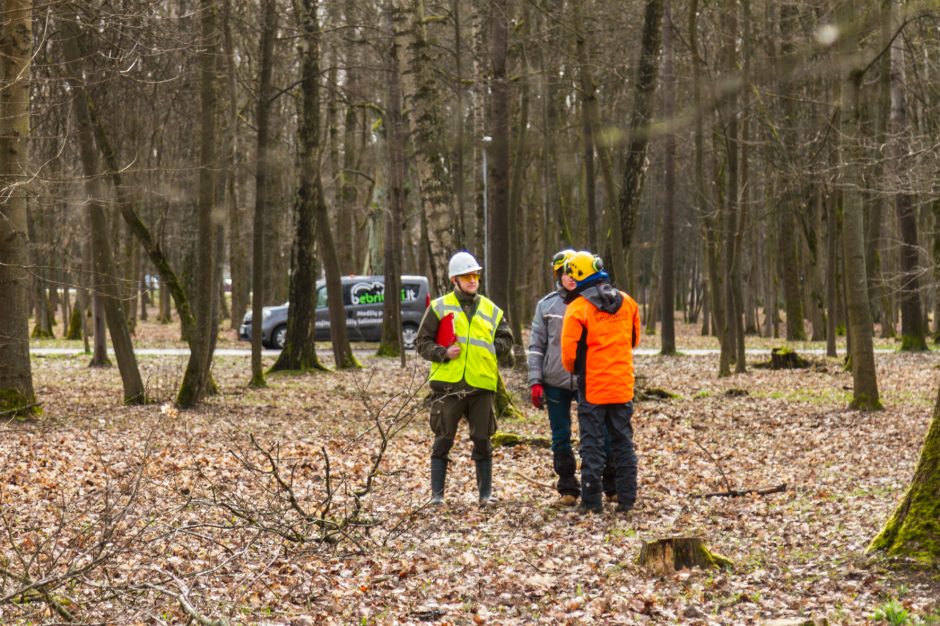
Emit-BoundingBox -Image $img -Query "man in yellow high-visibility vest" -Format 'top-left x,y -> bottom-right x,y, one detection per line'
415,251 -> 514,507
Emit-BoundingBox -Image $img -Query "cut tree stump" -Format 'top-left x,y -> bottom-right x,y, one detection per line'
770,347 -> 810,369
638,537 -> 732,575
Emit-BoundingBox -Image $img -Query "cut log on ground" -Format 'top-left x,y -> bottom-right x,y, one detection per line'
491,432 -> 552,449
638,537 -> 732,575
636,387 -> 678,401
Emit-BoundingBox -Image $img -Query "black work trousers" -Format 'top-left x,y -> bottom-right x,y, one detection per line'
429,389 -> 497,461
578,400 -> 637,510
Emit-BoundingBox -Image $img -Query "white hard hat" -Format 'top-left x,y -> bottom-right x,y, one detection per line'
448,251 -> 483,279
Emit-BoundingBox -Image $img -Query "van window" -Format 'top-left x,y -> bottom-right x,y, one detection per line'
315,284 -> 355,308
401,283 -> 421,303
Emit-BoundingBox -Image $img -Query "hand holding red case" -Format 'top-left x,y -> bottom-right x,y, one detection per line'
435,312 -> 456,347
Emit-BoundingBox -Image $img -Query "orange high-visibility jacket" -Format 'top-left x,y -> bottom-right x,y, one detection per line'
561,287 -> 640,404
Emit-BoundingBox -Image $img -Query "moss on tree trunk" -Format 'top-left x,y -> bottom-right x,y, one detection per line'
65,305 -> 83,340
495,372 -> 524,420
869,387 -> 940,561
0,388 -> 40,418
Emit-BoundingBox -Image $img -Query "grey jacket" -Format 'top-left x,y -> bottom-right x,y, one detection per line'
527,287 -> 577,391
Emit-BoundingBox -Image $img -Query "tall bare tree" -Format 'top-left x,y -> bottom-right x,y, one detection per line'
61,13 -> 146,405
378,0 -> 406,363
485,0 -> 510,312
838,5 -> 881,411
888,0 -> 926,352
659,0 -> 676,356
271,0 -> 335,373
401,0 -> 456,295
0,0 -> 37,416
250,0 -> 278,387
617,0 -> 665,270
178,0 -> 220,407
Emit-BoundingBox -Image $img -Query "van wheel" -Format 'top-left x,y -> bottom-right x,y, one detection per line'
402,323 -> 418,350
273,325 -> 287,349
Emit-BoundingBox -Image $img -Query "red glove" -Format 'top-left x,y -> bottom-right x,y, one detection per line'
530,384 -> 544,410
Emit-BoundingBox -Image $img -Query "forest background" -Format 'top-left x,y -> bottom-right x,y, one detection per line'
3,0 -> 940,623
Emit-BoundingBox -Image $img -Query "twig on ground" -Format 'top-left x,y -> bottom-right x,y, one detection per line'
511,471 -> 556,491
144,578 -> 229,626
692,439 -> 734,493
691,483 -> 787,499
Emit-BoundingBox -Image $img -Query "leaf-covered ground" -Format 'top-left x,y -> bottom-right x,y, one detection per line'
3,321 -> 940,624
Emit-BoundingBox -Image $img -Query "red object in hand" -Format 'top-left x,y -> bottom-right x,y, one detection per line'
530,384 -> 544,409
435,312 -> 456,347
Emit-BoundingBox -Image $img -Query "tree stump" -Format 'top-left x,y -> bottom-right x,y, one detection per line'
770,347 -> 809,369
638,537 -> 732,575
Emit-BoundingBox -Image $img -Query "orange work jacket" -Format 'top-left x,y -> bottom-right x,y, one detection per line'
561,288 -> 640,404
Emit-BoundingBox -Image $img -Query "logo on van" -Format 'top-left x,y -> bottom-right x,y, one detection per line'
351,282 -> 418,305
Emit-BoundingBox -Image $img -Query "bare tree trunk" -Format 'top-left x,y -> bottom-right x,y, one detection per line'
401,0 -> 456,296
537,0 -> 563,296
0,0 -> 37,415
719,0 -> 745,374
888,0 -> 926,352
839,22 -> 881,411
869,382 -> 940,558
507,4 -> 529,361
338,0 -> 360,274
659,0 -> 676,355
471,2 -> 487,255
617,0 -> 665,258
690,0 -> 723,355
778,2 -> 805,342
571,0 -> 624,283
932,198 -> 940,343
178,0 -> 219,407
271,0 -> 332,373
451,0 -> 467,247
378,0 -> 406,363
61,13 -> 145,404
223,0 -> 248,330
250,0 -> 277,387
573,0 -> 597,251
826,124 -> 840,358
486,0 -> 510,311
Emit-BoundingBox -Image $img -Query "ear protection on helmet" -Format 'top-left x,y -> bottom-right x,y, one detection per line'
563,251 -> 604,281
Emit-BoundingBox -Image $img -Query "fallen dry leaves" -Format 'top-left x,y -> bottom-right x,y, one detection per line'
2,324 -> 939,624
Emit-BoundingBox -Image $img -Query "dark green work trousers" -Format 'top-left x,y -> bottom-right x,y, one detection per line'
429,389 -> 496,461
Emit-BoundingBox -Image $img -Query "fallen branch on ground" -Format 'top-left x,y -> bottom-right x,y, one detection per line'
691,483 -> 787,499
511,471 -> 556,490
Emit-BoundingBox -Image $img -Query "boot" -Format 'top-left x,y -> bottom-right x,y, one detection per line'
475,458 -> 493,506
430,458 -> 447,505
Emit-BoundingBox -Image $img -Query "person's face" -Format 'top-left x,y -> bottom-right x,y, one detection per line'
560,272 -> 577,291
454,272 -> 480,294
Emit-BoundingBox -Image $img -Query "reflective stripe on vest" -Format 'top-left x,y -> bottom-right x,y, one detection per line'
429,292 -> 503,391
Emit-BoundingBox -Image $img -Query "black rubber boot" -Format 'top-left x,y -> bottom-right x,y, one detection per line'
553,449 -> 580,497
430,458 -> 447,505
475,458 -> 493,506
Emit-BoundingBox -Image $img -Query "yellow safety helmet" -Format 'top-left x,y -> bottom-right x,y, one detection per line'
551,249 -> 576,273
564,250 -> 604,282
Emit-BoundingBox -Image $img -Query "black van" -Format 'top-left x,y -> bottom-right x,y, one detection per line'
239,275 -> 430,350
